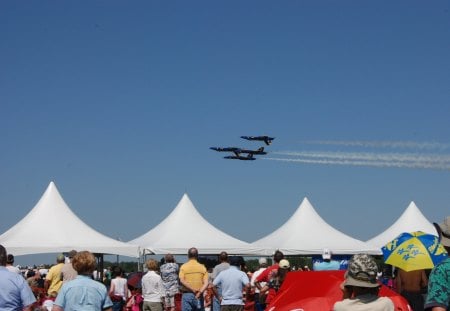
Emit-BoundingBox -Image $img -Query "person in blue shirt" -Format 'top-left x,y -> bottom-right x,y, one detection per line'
313,248 -> 341,271
0,244 -> 36,311
53,250 -> 113,311
213,256 -> 250,311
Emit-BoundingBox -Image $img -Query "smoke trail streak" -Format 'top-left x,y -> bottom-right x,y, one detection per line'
300,140 -> 450,150
273,151 -> 450,164
263,157 -> 450,170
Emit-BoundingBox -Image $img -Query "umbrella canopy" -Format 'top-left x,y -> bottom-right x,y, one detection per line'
127,272 -> 144,289
267,270 -> 409,311
382,231 -> 448,272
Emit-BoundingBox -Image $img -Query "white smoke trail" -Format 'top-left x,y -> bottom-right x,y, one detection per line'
263,157 -> 450,170
273,151 -> 450,165
300,140 -> 450,150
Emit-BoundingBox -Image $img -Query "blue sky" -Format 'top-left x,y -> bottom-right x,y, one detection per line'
1,1 -> 450,265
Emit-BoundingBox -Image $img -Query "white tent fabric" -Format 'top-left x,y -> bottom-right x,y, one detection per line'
252,197 -> 381,255
0,182 -> 140,257
128,194 -> 270,255
366,201 -> 438,248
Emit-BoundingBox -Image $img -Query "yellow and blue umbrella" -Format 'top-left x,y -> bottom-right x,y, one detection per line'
382,231 -> 448,272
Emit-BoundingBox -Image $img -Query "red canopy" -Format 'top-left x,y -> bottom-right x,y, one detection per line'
266,270 -> 410,311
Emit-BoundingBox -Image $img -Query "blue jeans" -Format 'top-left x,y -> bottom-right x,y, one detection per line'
213,296 -> 221,311
213,286 -> 223,311
182,292 -> 204,311
112,300 -> 124,311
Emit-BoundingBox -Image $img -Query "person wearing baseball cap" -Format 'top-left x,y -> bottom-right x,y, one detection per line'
333,254 -> 394,310
260,259 -> 291,306
313,248 -> 340,271
425,216 -> 450,310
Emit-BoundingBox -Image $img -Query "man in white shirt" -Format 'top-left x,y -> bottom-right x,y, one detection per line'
250,258 -> 267,311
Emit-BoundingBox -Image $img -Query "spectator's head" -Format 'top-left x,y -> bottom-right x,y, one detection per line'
146,259 -> 159,271
72,251 -> 96,275
434,216 -> 450,251
279,259 -> 290,270
219,251 -> 228,263
56,254 -> 65,263
0,245 -> 7,266
112,266 -> 123,278
258,257 -> 267,267
343,254 -> 379,289
273,250 -> 284,263
322,248 -> 332,262
188,247 -> 199,259
68,250 -> 77,259
27,270 -> 36,278
229,256 -> 243,268
6,254 -> 14,264
164,253 -> 175,263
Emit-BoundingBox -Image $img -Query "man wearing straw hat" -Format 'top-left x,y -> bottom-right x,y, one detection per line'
424,216 -> 450,311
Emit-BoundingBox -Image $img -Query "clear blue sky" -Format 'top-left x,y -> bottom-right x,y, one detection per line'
1,1 -> 450,265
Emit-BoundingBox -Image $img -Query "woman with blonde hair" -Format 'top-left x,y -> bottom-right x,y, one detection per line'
142,259 -> 165,311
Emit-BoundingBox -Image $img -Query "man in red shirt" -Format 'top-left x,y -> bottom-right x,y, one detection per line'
254,250 -> 284,309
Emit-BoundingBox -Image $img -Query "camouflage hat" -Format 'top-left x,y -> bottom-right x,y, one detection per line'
343,254 -> 379,288
434,216 -> 450,247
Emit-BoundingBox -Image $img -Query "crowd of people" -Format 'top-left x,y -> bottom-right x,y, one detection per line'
1,216 -> 449,311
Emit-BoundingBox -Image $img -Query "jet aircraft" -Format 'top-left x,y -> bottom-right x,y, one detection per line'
238,147 -> 267,155
240,135 -> 275,145
210,147 -> 241,156
224,153 -> 256,161
210,146 -> 266,157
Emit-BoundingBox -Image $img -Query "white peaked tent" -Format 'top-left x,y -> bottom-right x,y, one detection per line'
366,201 -> 438,248
128,194 -> 269,255
0,182 -> 139,257
253,197 -> 381,255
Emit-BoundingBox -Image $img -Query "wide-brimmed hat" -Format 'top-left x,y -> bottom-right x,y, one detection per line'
434,216 -> 450,247
343,254 -> 379,288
